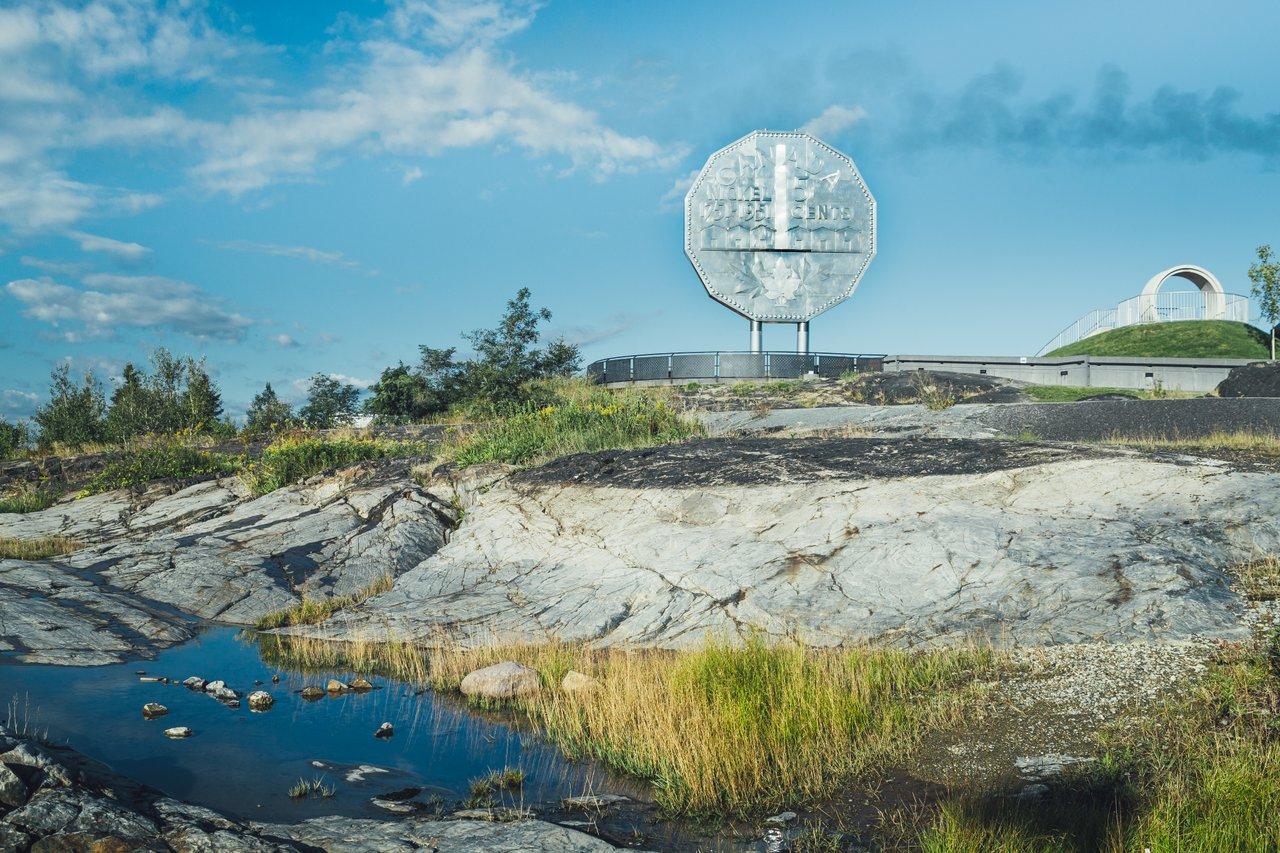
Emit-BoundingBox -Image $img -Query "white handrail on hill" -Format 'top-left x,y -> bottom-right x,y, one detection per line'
1037,290 -> 1253,356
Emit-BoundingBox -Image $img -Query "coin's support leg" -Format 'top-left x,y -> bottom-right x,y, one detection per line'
797,321 -> 809,354
750,320 -> 762,353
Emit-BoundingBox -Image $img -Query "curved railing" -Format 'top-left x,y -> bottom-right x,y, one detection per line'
1037,291 -> 1253,356
587,351 -> 885,384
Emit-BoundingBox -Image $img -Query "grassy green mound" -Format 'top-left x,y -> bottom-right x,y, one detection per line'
1044,320 -> 1269,359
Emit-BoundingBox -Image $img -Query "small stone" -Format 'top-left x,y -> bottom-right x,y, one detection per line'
301,686 -> 325,700
326,679 -> 349,693
562,794 -> 629,810
182,676 -> 205,691
224,698 -> 240,708
764,811 -> 797,825
272,674 -> 281,683
374,722 -> 394,739
560,670 -> 599,693
139,675 -> 168,683
164,727 -> 193,739
247,691 -> 274,711
142,702 -> 169,718
459,661 -> 541,701
349,677 -> 374,691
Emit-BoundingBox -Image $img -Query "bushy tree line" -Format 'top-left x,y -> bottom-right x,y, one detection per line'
9,288 -> 578,453
31,350 -> 228,450
364,287 -> 580,423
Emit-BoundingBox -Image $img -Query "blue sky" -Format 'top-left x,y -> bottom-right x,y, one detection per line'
2,0 -> 1279,421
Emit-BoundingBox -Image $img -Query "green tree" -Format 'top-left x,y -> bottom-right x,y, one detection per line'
103,350 -> 227,440
34,364 -> 106,449
183,361 -> 223,430
1249,244 -> 1280,360
459,287 -> 579,406
245,383 -> 295,434
364,363 -> 436,425
105,363 -> 150,442
299,374 -> 361,429
0,418 -> 28,459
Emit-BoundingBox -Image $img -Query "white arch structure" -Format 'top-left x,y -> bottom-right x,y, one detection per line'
1136,264 -> 1226,323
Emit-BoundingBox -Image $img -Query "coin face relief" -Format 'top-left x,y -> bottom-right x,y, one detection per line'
684,130 -> 876,323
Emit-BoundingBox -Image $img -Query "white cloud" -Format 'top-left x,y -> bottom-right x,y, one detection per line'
195,39 -> 678,194
67,229 -> 151,261
1,389 -> 39,419
211,239 -> 364,270
388,0 -> 541,47
20,255 -> 86,275
401,165 -> 424,185
5,273 -> 252,340
801,104 -> 868,139
272,333 -> 298,347
328,373 -> 372,389
0,168 -> 96,230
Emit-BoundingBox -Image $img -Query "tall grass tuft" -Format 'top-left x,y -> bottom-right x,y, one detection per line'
255,573 -> 395,630
241,434 -> 429,495
1097,429 -> 1280,457
263,632 -> 992,818
0,536 -> 80,560
0,489 -> 57,514
441,380 -> 701,468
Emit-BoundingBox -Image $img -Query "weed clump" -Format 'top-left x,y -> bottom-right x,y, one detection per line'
84,441 -> 241,495
0,536 -> 80,560
241,434 -> 428,495
256,573 -> 395,630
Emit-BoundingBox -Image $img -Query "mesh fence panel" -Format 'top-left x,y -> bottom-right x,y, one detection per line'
604,358 -> 633,383
670,353 -> 718,380
719,353 -> 767,378
815,355 -> 856,378
632,355 -> 671,381
769,354 -> 813,378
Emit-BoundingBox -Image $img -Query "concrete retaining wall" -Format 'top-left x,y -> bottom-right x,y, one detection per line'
883,355 -> 1255,393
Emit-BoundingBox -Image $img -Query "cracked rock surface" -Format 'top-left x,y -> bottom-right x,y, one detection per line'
0,461 -> 453,665
0,726 -> 614,852
297,438 -> 1279,649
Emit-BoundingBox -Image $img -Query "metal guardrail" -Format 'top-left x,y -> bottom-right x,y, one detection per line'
1038,291 -> 1253,356
586,352 -> 886,384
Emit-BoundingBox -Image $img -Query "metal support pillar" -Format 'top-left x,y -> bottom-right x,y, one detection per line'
796,321 -> 809,354
750,319 -> 762,353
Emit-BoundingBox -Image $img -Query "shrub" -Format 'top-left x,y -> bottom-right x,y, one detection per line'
0,419 -> 28,459
444,381 -> 700,468
241,434 -> 428,495
84,442 -> 241,495
34,364 -> 106,449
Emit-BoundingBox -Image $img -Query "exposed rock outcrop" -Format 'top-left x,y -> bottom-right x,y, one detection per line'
296,437 -> 1280,649
0,461 -> 453,665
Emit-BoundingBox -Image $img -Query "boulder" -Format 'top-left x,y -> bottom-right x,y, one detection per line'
164,727 -> 193,739
300,686 -> 325,700
561,670 -> 599,693
349,677 -> 374,691
213,686 -> 238,702
181,677 -> 205,691
1216,361 -> 1280,397
203,680 -> 226,694
326,679 -> 349,694
141,703 -> 168,719
246,691 -> 274,711
373,723 -> 394,739
0,761 -> 27,807
459,662 -> 541,701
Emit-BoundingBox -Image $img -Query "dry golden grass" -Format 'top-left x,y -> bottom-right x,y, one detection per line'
1234,555 -> 1280,601
1097,430 -> 1280,456
255,573 -> 395,630
0,536 -> 80,560
259,632 -> 993,817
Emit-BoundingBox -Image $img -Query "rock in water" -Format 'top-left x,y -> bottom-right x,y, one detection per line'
164,727 -> 193,738
459,662 -> 541,700
247,691 -> 274,711
562,794 -> 629,810
374,722 -> 394,739
204,680 -> 226,694
349,677 -> 374,691
0,762 -> 27,807
182,676 -> 205,690
213,686 -> 238,702
141,703 -> 168,719
139,675 -> 167,683
300,686 -> 325,700
561,670 -> 599,693
326,679 -> 349,693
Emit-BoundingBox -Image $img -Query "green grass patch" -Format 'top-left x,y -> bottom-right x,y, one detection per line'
443,382 -> 701,468
0,536 -> 80,560
1024,385 -> 1140,402
1044,320 -> 1269,359
84,443 -> 242,495
255,572 -> 395,630
0,490 -> 58,514
241,434 -> 428,496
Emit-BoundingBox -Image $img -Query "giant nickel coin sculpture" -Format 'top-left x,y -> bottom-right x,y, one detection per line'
684,130 -> 875,351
